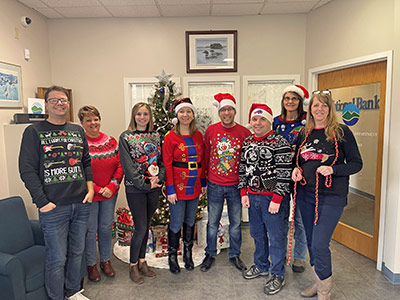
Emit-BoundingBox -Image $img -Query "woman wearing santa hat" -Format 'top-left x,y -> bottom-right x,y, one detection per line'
119,102 -> 165,284
239,103 -> 292,295
292,91 -> 362,299
162,97 -> 206,274
273,84 -> 308,273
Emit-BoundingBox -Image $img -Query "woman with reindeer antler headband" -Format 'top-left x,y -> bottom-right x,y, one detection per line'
291,90 -> 362,300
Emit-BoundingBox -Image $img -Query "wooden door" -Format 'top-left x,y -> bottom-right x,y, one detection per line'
317,61 -> 386,260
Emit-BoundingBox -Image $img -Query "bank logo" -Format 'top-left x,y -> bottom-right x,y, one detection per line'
342,103 -> 360,126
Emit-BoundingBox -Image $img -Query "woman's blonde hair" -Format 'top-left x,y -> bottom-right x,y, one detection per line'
172,108 -> 197,136
128,102 -> 154,132
304,93 -> 343,141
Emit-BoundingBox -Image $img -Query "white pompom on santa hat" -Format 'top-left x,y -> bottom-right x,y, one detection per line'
282,84 -> 310,106
248,103 -> 273,127
171,97 -> 196,125
213,93 -> 236,111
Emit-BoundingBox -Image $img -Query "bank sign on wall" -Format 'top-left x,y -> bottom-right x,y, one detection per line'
332,83 -> 380,197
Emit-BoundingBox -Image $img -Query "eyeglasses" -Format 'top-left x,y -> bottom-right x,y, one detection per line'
283,97 -> 300,102
219,107 -> 235,112
312,90 -> 332,96
46,98 -> 69,104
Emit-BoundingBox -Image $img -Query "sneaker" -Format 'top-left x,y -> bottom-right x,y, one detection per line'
67,289 -> 90,300
264,274 -> 285,295
292,259 -> 305,273
242,264 -> 269,280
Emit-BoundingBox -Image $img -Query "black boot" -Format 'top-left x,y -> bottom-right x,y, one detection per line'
183,223 -> 195,270
168,228 -> 181,274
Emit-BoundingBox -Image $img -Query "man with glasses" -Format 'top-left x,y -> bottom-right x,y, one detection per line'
200,93 -> 251,272
19,85 -> 94,300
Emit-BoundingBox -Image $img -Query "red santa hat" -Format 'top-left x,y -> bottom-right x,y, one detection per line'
213,93 -> 236,111
248,103 -> 273,124
171,97 -> 196,125
282,84 -> 309,101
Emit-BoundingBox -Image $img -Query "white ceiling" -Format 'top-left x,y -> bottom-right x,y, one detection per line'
17,0 -> 333,18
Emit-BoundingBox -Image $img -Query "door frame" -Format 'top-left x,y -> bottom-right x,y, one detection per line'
308,51 -> 393,271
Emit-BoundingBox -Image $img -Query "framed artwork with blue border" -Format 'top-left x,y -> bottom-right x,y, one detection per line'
0,61 -> 23,108
186,30 -> 237,73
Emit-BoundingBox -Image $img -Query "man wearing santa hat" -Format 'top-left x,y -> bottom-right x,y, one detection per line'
200,93 -> 251,272
239,103 -> 292,295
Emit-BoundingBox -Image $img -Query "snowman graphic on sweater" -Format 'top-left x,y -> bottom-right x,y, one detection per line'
216,136 -> 235,172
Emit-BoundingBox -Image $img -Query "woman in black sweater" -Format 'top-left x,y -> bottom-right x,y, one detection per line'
292,91 -> 362,300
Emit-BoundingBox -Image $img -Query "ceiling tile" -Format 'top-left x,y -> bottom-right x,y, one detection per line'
107,5 -> 160,17
313,0 -> 331,9
261,1 -> 316,14
159,4 -> 209,17
34,7 -> 65,18
157,0 -> 210,5
268,0 -> 317,2
99,0 -> 156,5
213,0 -> 264,3
41,0 -> 102,8
17,0 -> 48,8
54,6 -> 112,17
212,3 -> 263,16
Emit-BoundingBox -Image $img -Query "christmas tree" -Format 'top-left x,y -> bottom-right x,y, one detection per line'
149,70 -> 207,225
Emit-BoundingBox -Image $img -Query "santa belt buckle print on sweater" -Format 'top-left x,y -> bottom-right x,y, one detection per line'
172,161 -> 201,170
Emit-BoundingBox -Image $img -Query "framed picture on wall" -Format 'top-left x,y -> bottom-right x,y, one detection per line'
0,61 -> 23,108
186,30 -> 237,73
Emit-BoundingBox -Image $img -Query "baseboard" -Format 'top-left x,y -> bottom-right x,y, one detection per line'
349,186 -> 375,200
382,262 -> 400,284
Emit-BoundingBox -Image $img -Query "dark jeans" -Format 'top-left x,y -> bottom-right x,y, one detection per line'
205,181 -> 242,258
168,197 -> 199,233
248,194 -> 288,278
39,202 -> 90,300
298,188 -> 345,280
126,190 -> 160,263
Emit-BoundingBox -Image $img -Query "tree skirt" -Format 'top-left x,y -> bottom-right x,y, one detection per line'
113,242 -> 213,269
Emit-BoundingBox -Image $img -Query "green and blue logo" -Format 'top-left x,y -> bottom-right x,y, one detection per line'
342,103 -> 360,126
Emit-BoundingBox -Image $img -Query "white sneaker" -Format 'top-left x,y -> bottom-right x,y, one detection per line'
67,289 -> 90,300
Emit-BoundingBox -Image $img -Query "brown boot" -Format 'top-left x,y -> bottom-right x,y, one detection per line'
300,267 -> 318,297
317,276 -> 332,300
129,264 -> 144,284
138,260 -> 156,278
87,264 -> 101,282
100,260 -> 115,277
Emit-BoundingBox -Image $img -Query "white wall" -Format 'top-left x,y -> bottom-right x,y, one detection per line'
46,15 -> 307,208
305,0 -> 400,273
0,0 -> 52,206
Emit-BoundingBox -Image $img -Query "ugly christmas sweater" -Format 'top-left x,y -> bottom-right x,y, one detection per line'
238,130 -> 292,204
204,122 -> 251,186
19,121 -> 92,209
273,113 -> 307,151
119,130 -> 165,193
295,125 -> 363,206
87,132 -> 123,201
163,129 -> 206,200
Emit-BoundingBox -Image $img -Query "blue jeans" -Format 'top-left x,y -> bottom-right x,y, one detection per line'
39,202 -> 90,300
168,197 -> 199,233
298,188 -> 344,280
205,181 -> 242,257
248,194 -> 288,278
85,195 -> 117,266
293,203 -> 307,261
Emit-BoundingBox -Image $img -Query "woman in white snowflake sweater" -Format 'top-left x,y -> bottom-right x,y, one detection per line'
239,103 -> 292,296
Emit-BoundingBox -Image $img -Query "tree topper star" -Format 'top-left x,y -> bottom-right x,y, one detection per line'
155,69 -> 173,85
